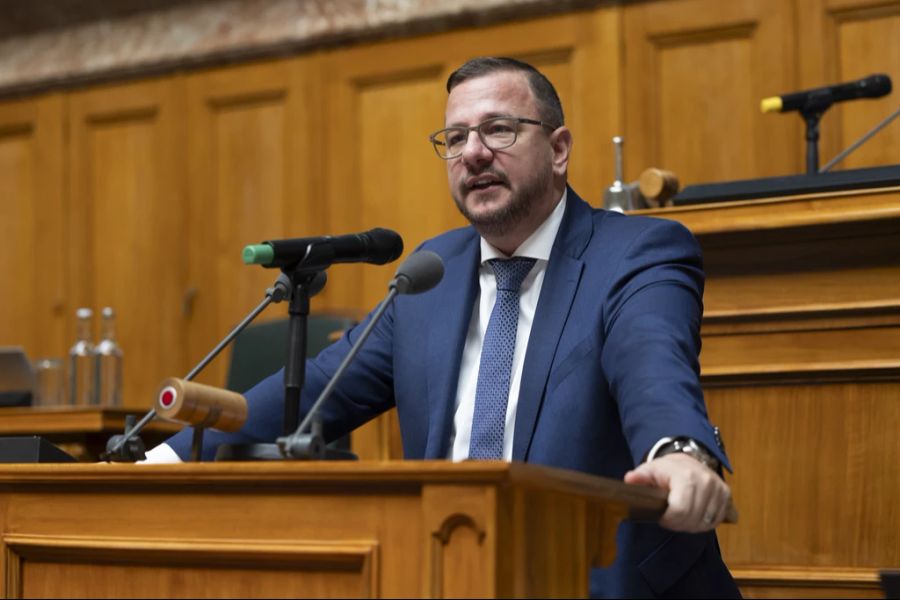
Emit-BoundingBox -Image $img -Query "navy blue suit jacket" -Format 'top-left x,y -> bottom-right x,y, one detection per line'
168,189 -> 740,598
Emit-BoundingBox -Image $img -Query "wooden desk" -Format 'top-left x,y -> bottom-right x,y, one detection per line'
0,407 -> 180,461
0,461 -> 666,598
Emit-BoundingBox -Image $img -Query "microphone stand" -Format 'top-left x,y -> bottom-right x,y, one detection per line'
214,265 -> 331,461
273,249 -> 444,460
277,286 -> 399,459
101,273 -> 294,462
799,90 -> 835,175
283,271 -> 320,436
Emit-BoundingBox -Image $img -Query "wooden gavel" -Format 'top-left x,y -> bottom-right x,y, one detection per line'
156,378 -> 247,432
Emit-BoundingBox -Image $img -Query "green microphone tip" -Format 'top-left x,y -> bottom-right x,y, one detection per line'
242,244 -> 274,265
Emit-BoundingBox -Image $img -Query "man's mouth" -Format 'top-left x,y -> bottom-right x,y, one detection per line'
465,174 -> 506,191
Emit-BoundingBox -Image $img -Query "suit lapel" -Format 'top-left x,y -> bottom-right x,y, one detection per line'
423,233 -> 480,458
512,190 -> 593,461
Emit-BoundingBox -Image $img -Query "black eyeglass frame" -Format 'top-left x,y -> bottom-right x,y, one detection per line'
428,116 -> 556,159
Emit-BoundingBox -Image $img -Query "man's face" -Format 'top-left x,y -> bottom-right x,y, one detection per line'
444,71 -> 555,239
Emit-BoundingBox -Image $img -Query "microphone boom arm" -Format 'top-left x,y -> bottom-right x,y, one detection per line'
101,274 -> 292,461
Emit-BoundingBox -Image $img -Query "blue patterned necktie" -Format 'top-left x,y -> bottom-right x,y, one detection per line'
469,257 -> 537,459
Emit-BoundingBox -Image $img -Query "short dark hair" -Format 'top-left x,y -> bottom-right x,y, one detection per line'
446,57 -> 565,128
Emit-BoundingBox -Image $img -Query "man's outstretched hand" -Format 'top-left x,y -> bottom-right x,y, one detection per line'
625,453 -> 733,532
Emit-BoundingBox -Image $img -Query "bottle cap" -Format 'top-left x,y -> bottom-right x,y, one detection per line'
76,307 -> 93,319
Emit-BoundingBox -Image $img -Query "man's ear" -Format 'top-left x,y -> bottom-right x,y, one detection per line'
550,127 -> 573,176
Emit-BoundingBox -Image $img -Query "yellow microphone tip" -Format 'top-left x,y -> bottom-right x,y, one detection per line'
760,97 -> 783,113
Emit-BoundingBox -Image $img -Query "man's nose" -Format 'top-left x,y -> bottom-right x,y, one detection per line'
461,130 -> 493,166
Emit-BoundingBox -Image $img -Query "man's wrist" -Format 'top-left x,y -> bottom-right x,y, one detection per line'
646,436 -> 720,471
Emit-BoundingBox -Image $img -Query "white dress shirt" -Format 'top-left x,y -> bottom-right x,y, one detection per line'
449,191 -> 567,461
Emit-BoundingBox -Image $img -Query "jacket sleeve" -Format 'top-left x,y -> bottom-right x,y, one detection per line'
599,217 -> 730,471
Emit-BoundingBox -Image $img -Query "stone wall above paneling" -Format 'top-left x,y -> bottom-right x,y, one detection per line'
0,0 -> 602,97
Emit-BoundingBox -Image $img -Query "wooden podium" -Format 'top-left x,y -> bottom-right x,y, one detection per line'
0,461 -> 668,598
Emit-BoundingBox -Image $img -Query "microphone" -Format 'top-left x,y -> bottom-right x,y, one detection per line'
156,378 -> 248,432
761,73 -> 891,113
243,228 -> 403,270
276,250 -> 444,459
390,249 -> 445,294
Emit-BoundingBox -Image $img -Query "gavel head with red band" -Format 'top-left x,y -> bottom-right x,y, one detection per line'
155,378 -> 247,433
159,386 -> 178,410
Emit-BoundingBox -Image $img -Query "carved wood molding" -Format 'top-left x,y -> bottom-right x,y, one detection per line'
2,533 -> 379,597
732,564 -> 882,590
701,360 -> 900,386
641,187 -> 900,235
431,512 -> 487,546
428,511 -> 488,598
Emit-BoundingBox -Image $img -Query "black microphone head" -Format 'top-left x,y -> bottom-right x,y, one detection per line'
362,228 -> 404,265
862,73 -> 892,97
390,250 -> 444,295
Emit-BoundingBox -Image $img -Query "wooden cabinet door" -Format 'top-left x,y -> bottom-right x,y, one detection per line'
67,78 -> 187,408
624,0 -> 800,185
184,57 -> 323,389
0,95 -> 66,361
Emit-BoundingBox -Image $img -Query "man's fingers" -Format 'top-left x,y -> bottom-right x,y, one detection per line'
659,467 -> 697,530
713,485 -> 732,526
624,462 -> 667,488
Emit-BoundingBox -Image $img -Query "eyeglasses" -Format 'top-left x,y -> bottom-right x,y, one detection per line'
429,116 -> 555,159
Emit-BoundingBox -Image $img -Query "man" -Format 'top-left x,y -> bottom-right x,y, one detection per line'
156,57 -> 739,598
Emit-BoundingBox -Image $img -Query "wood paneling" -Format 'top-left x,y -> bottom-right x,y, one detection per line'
184,57 -> 323,388
707,382 -> 898,599
797,0 -> 900,170
624,0 -> 800,185
0,95 -> 66,361
9,536 -> 377,598
67,79 -> 186,409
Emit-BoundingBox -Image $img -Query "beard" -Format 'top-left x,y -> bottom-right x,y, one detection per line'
451,162 -> 552,238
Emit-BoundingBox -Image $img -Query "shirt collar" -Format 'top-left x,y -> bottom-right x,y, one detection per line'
479,188 -> 567,265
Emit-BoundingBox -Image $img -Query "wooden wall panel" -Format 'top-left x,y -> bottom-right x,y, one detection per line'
11,537 -> 376,598
322,42 -> 454,460
184,57 -> 323,388
328,62 -> 452,311
798,0 -> 900,170
67,80 -> 186,408
706,381 -> 897,598
624,0 -> 800,186
0,95 -> 66,362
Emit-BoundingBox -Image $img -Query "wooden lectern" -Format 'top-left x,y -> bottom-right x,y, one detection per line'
0,461 -> 668,598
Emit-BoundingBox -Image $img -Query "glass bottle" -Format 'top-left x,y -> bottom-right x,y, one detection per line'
96,307 -> 124,407
69,307 -> 97,406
